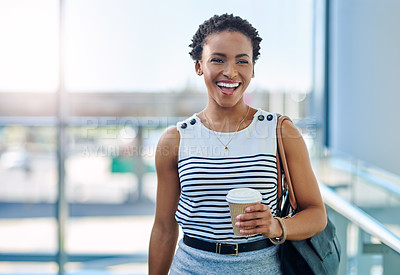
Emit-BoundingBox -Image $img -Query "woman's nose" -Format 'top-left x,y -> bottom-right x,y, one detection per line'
223,63 -> 238,79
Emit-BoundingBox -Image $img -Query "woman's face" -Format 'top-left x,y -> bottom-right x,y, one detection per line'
196,30 -> 254,108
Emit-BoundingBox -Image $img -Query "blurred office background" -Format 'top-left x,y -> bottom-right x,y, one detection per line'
0,0 -> 399,274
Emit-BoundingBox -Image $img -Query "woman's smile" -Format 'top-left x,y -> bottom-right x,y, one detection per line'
216,80 -> 241,95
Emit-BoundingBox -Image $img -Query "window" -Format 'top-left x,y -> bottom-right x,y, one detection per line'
0,0 -> 317,273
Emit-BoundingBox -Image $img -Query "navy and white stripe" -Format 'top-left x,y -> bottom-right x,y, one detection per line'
176,109 -> 278,243
176,154 -> 277,242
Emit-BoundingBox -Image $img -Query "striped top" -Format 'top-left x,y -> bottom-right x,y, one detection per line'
176,108 -> 278,243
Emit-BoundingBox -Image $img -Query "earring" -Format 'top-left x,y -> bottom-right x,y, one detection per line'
197,70 -> 203,76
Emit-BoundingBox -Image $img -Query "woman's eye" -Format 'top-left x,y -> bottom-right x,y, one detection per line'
211,58 -> 223,63
237,60 -> 249,64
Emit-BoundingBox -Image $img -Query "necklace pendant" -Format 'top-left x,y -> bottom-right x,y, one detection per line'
224,146 -> 228,150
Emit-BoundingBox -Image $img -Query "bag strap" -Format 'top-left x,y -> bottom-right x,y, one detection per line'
276,115 -> 298,212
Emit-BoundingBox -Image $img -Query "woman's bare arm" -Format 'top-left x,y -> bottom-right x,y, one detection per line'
149,126 -> 181,275
276,119 -> 327,240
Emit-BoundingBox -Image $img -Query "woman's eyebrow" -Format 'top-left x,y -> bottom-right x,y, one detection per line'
211,53 -> 250,58
211,53 -> 227,57
236,54 -> 250,58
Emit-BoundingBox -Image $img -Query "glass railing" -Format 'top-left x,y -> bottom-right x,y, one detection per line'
312,147 -> 400,275
312,150 -> 400,238
320,183 -> 400,275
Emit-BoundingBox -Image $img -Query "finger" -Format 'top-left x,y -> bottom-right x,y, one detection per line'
237,209 -> 273,222
236,214 -> 272,228
245,204 -> 270,213
237,212 -> 264,222
236,219 -> 259,228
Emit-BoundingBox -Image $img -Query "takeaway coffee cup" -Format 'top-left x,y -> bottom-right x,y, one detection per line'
226,188 -> 262,236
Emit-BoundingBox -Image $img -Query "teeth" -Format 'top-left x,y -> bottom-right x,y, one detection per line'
217,82 -> 240,88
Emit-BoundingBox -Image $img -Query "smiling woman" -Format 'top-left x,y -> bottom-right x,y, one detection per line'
148,13 -> 327,275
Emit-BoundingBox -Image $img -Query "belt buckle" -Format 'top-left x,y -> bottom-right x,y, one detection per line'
216,242 -> 239,256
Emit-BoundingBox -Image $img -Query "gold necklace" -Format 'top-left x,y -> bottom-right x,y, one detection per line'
204,106 -> 250,151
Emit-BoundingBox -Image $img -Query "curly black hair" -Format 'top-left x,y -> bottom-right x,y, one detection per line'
189,14 -> 262,62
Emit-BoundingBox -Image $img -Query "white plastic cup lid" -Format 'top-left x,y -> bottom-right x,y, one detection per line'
226,188 -> 262,204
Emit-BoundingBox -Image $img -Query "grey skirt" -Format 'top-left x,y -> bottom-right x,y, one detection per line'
170,239 -> 282,275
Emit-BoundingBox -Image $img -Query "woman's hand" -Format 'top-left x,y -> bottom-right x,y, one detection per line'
235,204 -> 283,238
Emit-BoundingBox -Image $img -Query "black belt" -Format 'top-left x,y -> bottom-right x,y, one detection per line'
183,235 -> 273,256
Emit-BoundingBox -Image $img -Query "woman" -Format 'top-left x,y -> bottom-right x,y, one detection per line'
149,14 -> 327,275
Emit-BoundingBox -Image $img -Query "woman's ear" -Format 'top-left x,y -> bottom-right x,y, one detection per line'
195,61 -> 203,76
252,64 -> 255,78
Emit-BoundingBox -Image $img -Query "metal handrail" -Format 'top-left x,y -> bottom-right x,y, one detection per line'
0,116 -> 58,126
319,182 -> 400,254
0,116 -> 184,127
327,151 -> 400,198
358,169 -> 400,198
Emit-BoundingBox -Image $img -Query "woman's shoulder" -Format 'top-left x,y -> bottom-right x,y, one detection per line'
276,114 -> 301,139
156,126 -> 180,164
277,115 -> 304,157
157,126 -> 180,154
158,126 -> 180,147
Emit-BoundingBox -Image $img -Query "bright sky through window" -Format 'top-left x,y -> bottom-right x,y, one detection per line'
0,0 -> 313,93
0,0 -> 59,92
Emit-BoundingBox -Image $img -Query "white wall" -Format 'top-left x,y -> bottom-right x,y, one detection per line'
330,0 -> 400,175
